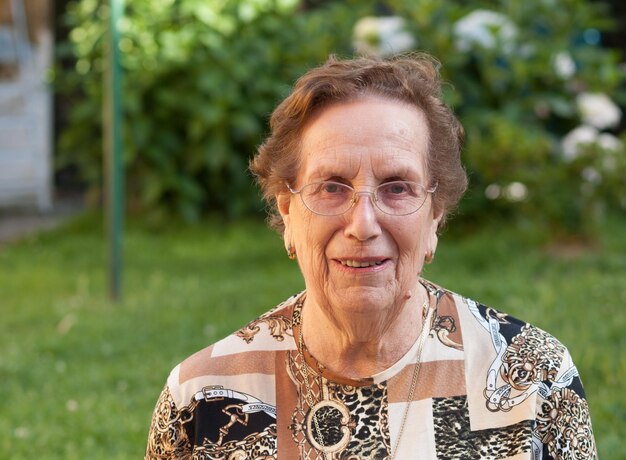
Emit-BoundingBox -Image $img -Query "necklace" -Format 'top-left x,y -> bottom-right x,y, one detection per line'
298,322 -> 329,460
296,295 -> 434,459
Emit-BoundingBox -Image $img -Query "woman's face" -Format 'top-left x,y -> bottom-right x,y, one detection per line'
278,97 -> 441,320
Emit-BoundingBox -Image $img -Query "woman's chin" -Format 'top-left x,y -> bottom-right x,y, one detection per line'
326,286 -> 400,318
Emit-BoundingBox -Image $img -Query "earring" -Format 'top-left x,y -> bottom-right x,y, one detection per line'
287,244 -> 297,260
424,251 -> 434,264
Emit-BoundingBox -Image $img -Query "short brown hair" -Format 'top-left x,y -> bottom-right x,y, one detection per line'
250,53 -> 467,233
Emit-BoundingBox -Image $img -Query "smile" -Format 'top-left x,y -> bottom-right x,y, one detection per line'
339,259 -> 386,268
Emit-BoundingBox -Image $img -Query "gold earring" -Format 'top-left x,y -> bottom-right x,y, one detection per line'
425,251 -> 434,264
287,245 -> 297,260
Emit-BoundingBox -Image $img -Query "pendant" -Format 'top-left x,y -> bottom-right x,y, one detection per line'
305,399 -> 352,454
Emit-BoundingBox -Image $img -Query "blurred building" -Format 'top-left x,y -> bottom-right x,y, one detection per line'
0,0 -> 53,211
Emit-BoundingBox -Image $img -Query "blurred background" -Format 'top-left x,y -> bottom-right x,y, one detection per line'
1,0 -> 625,458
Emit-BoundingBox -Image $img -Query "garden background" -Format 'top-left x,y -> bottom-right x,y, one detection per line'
1,0 -> 626,458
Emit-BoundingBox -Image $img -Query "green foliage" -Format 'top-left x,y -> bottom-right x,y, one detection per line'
57,0 -> 367,222
384,0 -> 626,234
57,0 -> 626,233
1,215 -> 625,457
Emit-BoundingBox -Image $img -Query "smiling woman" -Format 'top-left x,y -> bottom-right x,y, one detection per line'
144,55 -> 597,459
274,98 -> 441,377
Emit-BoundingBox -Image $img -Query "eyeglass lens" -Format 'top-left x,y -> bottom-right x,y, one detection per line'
299,181 -> 430,216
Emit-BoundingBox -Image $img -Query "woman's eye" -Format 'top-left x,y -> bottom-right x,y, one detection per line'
384,182 -> 411,194
322,182 -> 344,193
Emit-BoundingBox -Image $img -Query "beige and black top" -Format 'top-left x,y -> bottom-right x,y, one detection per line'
145,280 -> 596,459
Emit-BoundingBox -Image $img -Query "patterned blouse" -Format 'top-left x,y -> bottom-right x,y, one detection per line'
145,280 -> 596,459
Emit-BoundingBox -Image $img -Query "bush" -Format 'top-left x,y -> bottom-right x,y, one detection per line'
58,0 -> 626,234
378,0 -> 626,235
57,0 -> 367,222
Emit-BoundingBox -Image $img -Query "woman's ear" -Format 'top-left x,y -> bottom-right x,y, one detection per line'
276,193 -> 292,229
432,207 -> 443,232
276,193 -> 293,254
428,207 -> 444,253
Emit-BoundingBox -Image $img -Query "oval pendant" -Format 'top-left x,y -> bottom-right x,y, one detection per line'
305,399 -> 352,453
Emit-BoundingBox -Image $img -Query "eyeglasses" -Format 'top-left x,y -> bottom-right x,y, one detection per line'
287,180 -> 437,216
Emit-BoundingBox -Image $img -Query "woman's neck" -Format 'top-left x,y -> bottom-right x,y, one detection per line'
300,287 -> 428,379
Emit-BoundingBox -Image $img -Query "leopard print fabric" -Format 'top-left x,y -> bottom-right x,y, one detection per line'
536,388 -> 596,460
433,396 -> 533,458
334,383 -> 391,459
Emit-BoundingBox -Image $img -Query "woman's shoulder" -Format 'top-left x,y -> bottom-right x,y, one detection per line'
424,281 -> 596,458
427,280 -> 567,351
163,292 -> 302,409
426,279 -> 582,392
434,281 -> 588,408
451,288 -> 566,350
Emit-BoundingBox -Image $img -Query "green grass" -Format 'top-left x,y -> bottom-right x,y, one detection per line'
0,214 -> 624,459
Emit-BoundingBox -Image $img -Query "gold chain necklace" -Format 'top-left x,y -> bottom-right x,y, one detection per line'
298,322 -> 330,460
296,296 -> 434,459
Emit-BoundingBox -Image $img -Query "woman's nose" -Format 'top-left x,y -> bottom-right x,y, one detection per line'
344,193 -> 383,241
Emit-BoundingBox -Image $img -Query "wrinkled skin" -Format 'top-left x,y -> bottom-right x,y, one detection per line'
277,97 -> 441,377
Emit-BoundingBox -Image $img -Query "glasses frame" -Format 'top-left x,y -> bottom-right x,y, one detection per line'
286,180 -> 438,216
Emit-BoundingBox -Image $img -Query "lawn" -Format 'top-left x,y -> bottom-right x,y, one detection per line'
0,213 -> 624,459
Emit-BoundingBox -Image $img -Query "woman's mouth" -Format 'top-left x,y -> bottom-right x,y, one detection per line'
339,259 -> 387,268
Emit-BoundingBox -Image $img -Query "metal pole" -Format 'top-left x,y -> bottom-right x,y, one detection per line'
104,0 -> 124,301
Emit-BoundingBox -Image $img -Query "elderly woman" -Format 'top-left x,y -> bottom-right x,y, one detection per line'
145,55 -> 596,459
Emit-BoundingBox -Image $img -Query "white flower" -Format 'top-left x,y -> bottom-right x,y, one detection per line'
505,182 -> 528,202
552,51 -> 576,79
561,125 -> 599,160
561,126 -> 624,160
597,133 -> 623,152
485,183 -> 501,200
576,92 -> 622,130
353,16 -> 416,57
453,10 -> 517,53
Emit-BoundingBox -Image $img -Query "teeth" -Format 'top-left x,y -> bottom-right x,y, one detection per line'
341,260 -> 383,268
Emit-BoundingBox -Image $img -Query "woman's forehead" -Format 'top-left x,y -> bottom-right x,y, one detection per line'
302,97 -> 427,140
298,98 -> 430,182
301,150 -> 427,183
